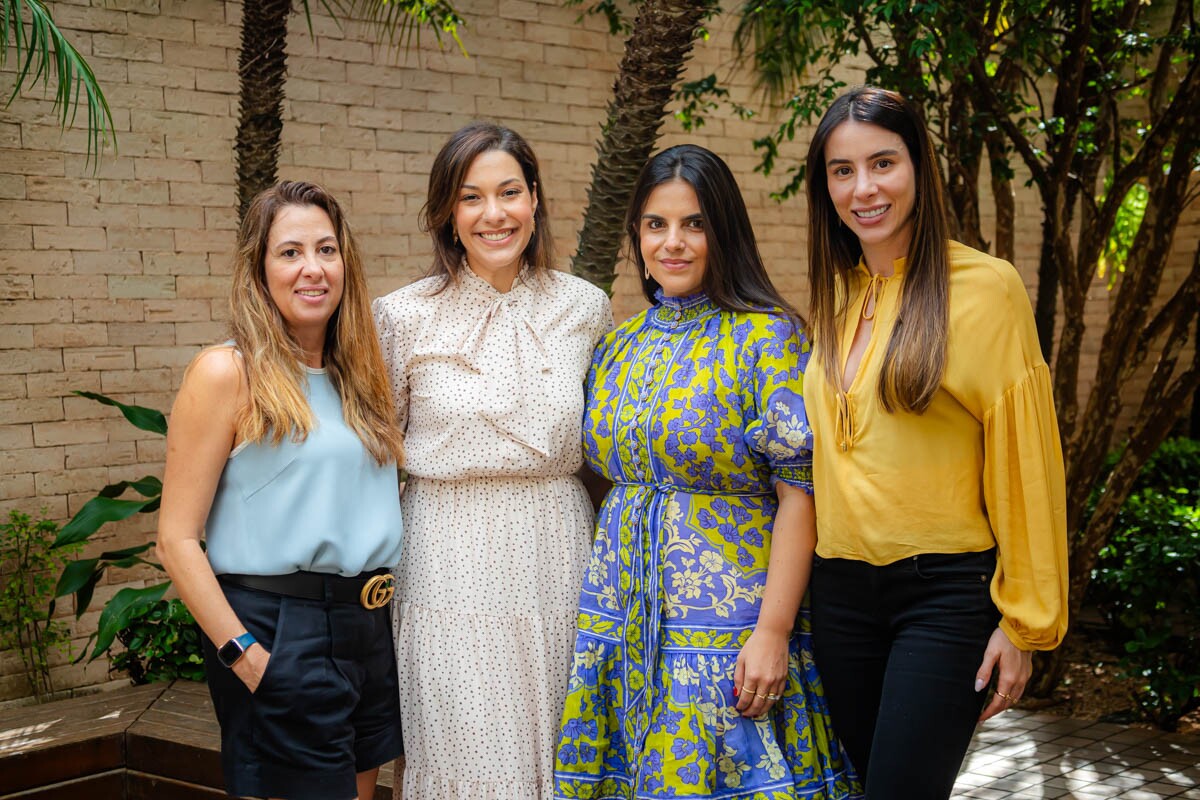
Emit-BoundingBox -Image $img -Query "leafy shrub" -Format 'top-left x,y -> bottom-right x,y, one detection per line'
111,598 -> 205,684
1089,437 -> 1200,730
0,511 -> 81,701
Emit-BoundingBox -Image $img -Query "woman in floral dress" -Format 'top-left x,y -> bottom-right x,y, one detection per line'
554,145 -> 859,799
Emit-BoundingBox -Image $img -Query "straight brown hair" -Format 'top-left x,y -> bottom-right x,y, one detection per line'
230,181 -> 403,466
421,122 -> 554,289
805,86 -> 950,413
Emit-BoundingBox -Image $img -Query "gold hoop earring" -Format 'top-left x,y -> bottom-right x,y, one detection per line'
644,264 -> 650,280
452,228 -> 459,246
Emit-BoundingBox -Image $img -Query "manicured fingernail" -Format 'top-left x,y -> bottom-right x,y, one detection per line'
733,686 -> 739,697
974,678 -> 985,692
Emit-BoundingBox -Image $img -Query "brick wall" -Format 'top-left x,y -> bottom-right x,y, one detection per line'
0,0 -> 1193,701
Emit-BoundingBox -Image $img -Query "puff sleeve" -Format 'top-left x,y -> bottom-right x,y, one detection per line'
372,294 -> 413,432
743,314 -> 815,493
972,266 -> 1069,651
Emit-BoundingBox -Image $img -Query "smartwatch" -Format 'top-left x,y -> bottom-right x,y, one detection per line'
217,632 -> 257,668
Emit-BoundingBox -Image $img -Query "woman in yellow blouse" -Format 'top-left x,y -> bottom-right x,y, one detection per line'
801,86 -> 1068,799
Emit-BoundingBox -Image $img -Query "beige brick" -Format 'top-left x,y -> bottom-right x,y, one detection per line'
133,158 -> 202,183
0,174 -> 25,199
0,472 -> 35,501
175,321 -> 226,345
33,323 -> 108,348
135,345 -> 199,369
35,467 -> 111,497
0,424 -> 34,451
193,19 -> 240,47
137,437 -> 168,463
173,229 -> 233,253
128,12 -> 195,42
0,349 -> 62,375
26,370 -> 102,398
51,4 -> 130,33
65,202 -> 136,227
101,368 -> 175,394
195,68 -> 238,94
92,32 -> 163,62
0,324 -> 33,349
0,225 -> 32,250
0,199 -> 67,226
33,275 -> 110,299
34,420 -> 111,447
107,322 -> 174,346
165,135 -> 234,162
105,227 -> 175,252
73,299 -> 143,323
373,87 -> 428,110
138,204 -> 204,229
143,251 -> 209,276
161,41 -> 230,70
99,179 -> 169,205
108,276 -> 176,299
34,226 -> 107,251
0,122 -> 18,149
0,299 -> 72,324
143,299 -> 215,322
0,374 -> 26,400
0,397 -> 65,425
66,440 -> 140,470
289,56 -> 348,84
164,88 -> 233,118
0,275 -> 34,300
135,63 -> 197,90
25,177 -> 100,203
0,148 -> 65,176
63,347 -> 136,372
205,207 -> 238,231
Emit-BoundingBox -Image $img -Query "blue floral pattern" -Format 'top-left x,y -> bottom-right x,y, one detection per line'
554,291 -> 861,799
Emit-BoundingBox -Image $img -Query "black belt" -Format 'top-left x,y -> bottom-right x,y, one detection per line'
219,569 -> 396,609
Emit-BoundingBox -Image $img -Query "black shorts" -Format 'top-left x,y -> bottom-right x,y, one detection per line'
203,578 -> 403,800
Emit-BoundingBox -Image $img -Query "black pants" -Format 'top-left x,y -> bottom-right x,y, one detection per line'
810,550 -> 1000,800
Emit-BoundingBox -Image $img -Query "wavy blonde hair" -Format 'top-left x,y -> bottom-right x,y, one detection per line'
228,181 -> 403,466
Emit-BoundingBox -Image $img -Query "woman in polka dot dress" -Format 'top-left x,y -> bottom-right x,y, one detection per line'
372,122 -> 611,799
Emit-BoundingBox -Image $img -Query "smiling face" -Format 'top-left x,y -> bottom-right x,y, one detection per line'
263,203 -> 344,360
638,179 -> 708,298
824,118 -> 917,273
453,149 -> 537,291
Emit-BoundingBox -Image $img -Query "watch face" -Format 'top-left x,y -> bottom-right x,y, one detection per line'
217,638 -> 245,668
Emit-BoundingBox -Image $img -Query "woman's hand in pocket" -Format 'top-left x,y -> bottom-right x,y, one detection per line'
233,643 -> 271,694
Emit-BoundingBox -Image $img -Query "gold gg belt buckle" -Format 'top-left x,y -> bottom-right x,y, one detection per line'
359,574 -> 396,609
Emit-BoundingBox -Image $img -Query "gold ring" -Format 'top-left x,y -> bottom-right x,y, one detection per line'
742,686 -> 754,694
755,690 -> 768,697
996,691 -> 1017,703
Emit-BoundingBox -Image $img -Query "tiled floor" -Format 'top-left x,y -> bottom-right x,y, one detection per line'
953,710 -> 1200,799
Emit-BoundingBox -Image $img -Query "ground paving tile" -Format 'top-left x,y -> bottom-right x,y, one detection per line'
951,711 -> 1200,799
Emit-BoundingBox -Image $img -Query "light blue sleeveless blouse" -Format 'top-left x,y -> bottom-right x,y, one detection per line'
205,365 -> 403,577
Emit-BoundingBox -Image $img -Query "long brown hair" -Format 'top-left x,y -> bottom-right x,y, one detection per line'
627,144 -> 803,326
806,86 -> 950,413
421,122 -> 554,288
229,181 -> 403,465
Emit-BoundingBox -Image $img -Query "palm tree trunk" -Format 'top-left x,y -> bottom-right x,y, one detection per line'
571,0 -> 714,293
236,0 -> 292,221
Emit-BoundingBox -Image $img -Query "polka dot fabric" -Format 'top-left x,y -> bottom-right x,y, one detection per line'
373,268 -> 612,799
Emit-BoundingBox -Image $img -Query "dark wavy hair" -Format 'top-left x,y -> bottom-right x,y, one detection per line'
805,86 -> 950,413
421,121 -> 553,288
627,144 -> 801,325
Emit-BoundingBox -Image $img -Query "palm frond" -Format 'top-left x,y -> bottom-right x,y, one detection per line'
299,0 -> 465,54
1,0 -> 116,165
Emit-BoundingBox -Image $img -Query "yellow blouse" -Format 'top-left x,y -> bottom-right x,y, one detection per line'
804,241 -> 1069,651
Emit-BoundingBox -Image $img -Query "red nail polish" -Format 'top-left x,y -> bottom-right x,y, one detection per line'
733,686 -> 739,697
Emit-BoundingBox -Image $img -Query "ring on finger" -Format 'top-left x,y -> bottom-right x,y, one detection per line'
766,693 -> 780,701
996,691 -> 1017,703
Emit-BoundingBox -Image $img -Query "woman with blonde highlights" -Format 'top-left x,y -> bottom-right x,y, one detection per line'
374,122 -> 611,798
802,87 -> 1069,799
159,181 -> 405,800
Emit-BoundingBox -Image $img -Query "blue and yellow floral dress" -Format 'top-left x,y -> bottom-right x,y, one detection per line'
553,290 -> 860,799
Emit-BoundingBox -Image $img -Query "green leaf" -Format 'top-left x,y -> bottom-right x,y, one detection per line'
55,556 -> 102,597
73,391 -> 167,435
1,0 -> 116,165
87,583 -> 170,661
54,494 -> 160,548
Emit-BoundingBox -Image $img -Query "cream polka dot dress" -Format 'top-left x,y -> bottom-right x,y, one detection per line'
373,267 -> 612,800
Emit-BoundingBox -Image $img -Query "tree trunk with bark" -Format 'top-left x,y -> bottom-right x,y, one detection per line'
235,0 -> 291,221
570,0 -> 715,293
